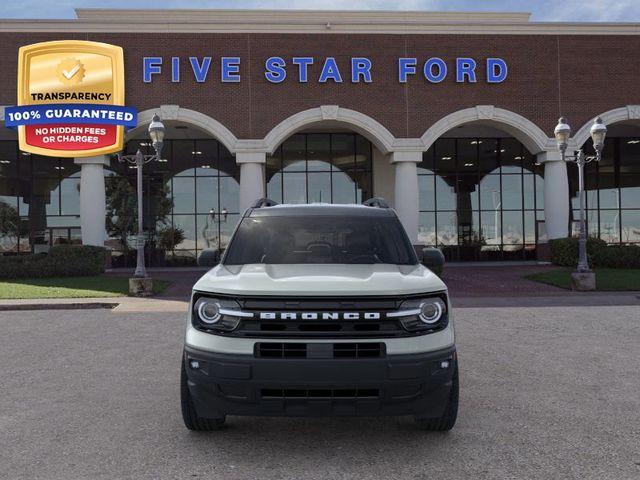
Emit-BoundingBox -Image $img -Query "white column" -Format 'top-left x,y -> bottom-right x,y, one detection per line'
391,151 -> 421,245
237,152 -> 266,212
538,151 -> 569,239
74,155 -> 109,246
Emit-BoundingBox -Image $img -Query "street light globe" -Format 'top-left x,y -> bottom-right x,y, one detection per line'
554,117 -> 571,152
148,113 -> 165,145
590,117 -> 607,153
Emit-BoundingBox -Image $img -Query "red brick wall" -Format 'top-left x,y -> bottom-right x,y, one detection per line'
0,32 -> 638,141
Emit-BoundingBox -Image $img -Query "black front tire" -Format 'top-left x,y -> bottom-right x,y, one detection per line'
414,361 -> 459,431
181,362 -> 226,431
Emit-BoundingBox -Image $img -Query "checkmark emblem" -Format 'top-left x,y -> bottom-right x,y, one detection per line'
62,64 -> 80,79
56,58 -> 85,85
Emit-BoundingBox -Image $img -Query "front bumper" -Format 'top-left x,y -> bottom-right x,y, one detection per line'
184,345 -> 456,418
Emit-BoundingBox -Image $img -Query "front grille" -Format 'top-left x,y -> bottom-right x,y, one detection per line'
233,296 -> 412,338
255,342 -> 385,359
256,343 -> 307,358
261,388 -> 380,399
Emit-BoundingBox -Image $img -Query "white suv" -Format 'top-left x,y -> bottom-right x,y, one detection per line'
181,198 -> 457,431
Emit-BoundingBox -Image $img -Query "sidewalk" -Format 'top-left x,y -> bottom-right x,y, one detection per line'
1,263 -> 638,312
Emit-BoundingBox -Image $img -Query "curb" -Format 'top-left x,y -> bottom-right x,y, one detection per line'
0,302 -> 119,311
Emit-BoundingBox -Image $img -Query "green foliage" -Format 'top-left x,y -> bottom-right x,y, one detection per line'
592,245 -> 640,268
550,237 -> 640,268
0,245 -> 106,279
0,201 -> 21,239
527,268 -> 640,291
157,226 -> 185,251
105,176 -> 173,251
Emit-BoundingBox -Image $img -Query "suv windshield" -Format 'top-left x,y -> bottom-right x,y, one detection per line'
223,215 -> 417,265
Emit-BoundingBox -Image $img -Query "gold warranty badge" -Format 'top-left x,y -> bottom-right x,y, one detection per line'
17,40 -> 125,157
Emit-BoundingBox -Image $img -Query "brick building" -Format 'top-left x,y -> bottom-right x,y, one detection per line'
0,9 -> 639,264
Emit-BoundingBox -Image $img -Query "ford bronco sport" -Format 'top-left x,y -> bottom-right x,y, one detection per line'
181,198 -> 457,431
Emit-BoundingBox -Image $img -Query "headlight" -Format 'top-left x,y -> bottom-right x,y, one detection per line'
192,295 -> 247,332
419,298 -> 445,324
196,298 -> 221,324
389,296 -> 448,332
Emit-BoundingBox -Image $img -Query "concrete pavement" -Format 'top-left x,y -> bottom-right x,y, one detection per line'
1,305 -> 639,479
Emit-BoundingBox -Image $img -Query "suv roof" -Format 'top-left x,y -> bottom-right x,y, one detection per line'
247,202 -> 396,218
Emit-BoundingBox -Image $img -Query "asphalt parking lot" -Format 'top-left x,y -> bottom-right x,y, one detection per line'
1,305 -> 639,480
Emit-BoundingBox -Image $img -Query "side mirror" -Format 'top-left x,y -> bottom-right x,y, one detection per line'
197,248 -> 221,267
421,247 -> 445,276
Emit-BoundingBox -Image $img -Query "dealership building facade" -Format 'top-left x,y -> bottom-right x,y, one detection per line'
0,9 -> 639,264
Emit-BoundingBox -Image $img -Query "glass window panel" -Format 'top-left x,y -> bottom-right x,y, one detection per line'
172,215 -> 196,250
594,167 -> 616,209
502,175 -> 523,210
31,156 -> 58,178
220,213 -> 240,250
457,210 -> 480,245
195,177 -> 219,214
524,211 -> 536,244
0,141 -> 18,177
599,210 -> 620,243
455,175 -> 479,210
353,170 -> 372,203
307,172 -> 331,203
435,175 -> 456,210
355,135 -> 372,171
434,139 -> 456,176
31,178 -> 60,216
621,210 -> 640,243
60,177 -> 80,215
0,195 -> 20,253
419,175 -> 435,211
197,213 -> 218,251
220,176 -> 240,213
418,211 -> 436,246
523,174 -> 535,210
173,140 -> 195,176
502,211 -> 524,246
419,148 -> 434,174
332,171 -> 356,204
59,157 -> 80,177
457,138 -> 478,173
46,216 -> 80,227
500,138 -> 523,174
282,173 -> 306,204
620,174 -> 640,209
620,137 -> 640,174
307,134 -> 331,171
436,211 -> 457,245
330,134 -> 354,172
481,209 -> 502,246
194,139 -> 218,174
535,174 -> 544,210
479,175 -> 501,211
172,177 -> 195,214
266,172 -> 283,203
282,135 -> 306,172
219,146 -> 238,179
266,147 -> 282,178
477,138 -> 499,174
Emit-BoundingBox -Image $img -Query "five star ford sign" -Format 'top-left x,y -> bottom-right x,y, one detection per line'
5,40 -> 137,158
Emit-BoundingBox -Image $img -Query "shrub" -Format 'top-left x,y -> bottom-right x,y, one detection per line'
550,237 -> 640,268
0,245 -> 106,279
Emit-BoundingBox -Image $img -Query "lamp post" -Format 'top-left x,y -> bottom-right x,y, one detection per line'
117,114 -> 165,288
553,116 -> 607,288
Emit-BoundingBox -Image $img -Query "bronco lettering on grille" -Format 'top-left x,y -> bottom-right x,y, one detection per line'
258,312 -> 381,320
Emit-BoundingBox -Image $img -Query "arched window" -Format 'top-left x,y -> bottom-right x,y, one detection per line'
266,133 -> 373,204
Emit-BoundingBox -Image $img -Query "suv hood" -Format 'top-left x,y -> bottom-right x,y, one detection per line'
193,264 -> 446,296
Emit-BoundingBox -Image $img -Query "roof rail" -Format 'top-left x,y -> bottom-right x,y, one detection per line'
362,197 -> 390,208
250,198 -> 279,208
